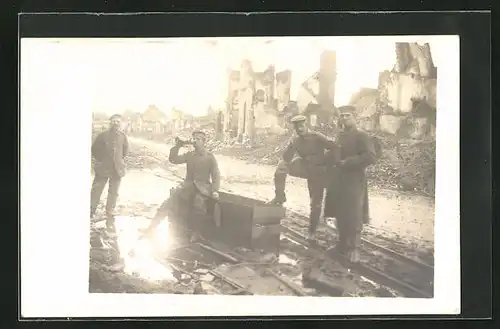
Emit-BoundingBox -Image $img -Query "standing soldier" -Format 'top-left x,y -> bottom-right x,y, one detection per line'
141,130 -> 221,242
90,114 -> 129,228
324,106 -> 377,263
267,115 -> 339,240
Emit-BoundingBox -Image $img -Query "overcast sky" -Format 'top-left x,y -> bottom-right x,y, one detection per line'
22,36 -> 449,117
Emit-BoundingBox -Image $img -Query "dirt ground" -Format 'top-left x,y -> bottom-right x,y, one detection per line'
127,137 -> 435,249
89,136 -> 435,295
89,169 -> 405,297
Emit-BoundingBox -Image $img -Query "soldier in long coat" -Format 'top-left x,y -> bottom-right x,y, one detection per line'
90,114 -> 129,227
324,106 -> 376,262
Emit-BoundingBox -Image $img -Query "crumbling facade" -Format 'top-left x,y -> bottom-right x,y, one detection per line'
318,51 -> 337,120
275,70 -> 292,112
223,61 -> 282,144
295,50 -> 338,127
349,42 -> 437,140
223,51 -> 338,143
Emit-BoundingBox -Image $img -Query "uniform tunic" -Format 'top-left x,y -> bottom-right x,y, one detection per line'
168,144 -> 221,196
90,129 -> 129,216
157,145 -> 221,231
275,130 -> 339,234
92,129 -> 129,178
281,131 -> 339,175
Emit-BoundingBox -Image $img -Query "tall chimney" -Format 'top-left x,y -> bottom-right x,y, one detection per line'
319,51 -> 337,120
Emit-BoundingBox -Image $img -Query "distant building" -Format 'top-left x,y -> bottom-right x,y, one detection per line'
142,105 -> 168,134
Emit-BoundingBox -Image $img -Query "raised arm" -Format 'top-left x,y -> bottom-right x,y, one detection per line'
210,154 -> 221,192
168,144 -> 189,164
341,132 -> 377,169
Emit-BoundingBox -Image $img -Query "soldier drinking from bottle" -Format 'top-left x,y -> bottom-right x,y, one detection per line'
142,130 -> 221,242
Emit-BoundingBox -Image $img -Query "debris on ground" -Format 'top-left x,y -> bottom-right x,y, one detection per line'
120,125 -> 435,197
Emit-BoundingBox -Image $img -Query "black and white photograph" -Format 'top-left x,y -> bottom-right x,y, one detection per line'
21,35 -> 461,317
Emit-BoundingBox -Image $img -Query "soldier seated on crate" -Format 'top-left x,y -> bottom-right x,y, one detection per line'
266,114 -> 340,241
141,130 -> 221,242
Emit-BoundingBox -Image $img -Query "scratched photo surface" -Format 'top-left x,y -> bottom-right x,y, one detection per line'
21,36 -> 460,317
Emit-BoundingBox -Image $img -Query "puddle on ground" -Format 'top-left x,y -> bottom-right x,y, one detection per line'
105,215 -> 180,282
279,254 -> 298,266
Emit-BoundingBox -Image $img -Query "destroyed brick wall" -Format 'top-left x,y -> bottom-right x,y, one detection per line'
254,65 -> 276,108
224,70 -> 241,139
318,51 -> 337,118
224,61 -> 285,143
275,70 -> 292,112
296,73 -> 320,113
343,42 -> 437,195
350,42 -> 437,141
237,60 -> 255,143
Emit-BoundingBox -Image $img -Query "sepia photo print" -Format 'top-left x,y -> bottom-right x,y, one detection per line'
21,35 -> 460,317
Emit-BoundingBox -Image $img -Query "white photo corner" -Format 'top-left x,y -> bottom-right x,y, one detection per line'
20,35 -> 460,317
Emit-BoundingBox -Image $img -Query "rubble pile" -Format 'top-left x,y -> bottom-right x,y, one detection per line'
366,134 -> 436,195
211,129 -> 435,197
213,131 -> 292,166
125,149 -> 164,170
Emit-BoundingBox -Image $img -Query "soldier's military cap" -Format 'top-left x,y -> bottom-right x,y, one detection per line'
192,130 -> 207,137
109,113 -> 123,120
337,106 -> 356,113
290,115 -> 307,123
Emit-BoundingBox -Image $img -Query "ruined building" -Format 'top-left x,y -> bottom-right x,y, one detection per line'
224,60 -> 283,144
349,42 -> 437,140
223,51 -> 338,143
295,50 -> 338,126
275,70 -> 292,113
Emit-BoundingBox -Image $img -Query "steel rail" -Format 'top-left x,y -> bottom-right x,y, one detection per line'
135,142 -> 434,271
285,215 -> 434,273
281,225 -> 433,298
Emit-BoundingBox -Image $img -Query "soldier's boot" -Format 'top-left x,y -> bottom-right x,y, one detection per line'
348,248 -> 361,263
334,217 -> 348,255
266,173 -> 287,205
347,232 -> 361,263
333,236 -> 348,256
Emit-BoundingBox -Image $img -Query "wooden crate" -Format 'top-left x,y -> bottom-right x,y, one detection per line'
217,192 -> 285,251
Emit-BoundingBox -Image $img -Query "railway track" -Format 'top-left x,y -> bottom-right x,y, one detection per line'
282,214 -> 434,295
153,241 -> 313,296
162,169 -> 434,270
141,167 -> 434,297
281,222 -> 433,298
285,213 -> 434,268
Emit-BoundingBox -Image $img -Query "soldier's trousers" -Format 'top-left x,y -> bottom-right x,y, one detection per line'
274,158 -> 325,234
336,214 -> 363,253
154,183 -> 212,234
90,172 -> 122,217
